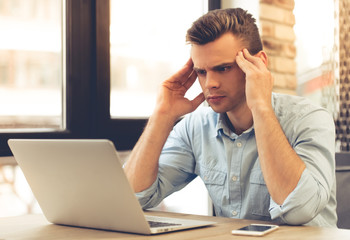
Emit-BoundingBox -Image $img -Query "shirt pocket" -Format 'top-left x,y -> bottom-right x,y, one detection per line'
202,169 -> 226,185
197,167 -> 226,207
248,169 -> 271,219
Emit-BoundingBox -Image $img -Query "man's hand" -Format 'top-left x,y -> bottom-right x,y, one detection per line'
236,49 -> 273,113
125,59 -> 204,193
155,58 -> 205,122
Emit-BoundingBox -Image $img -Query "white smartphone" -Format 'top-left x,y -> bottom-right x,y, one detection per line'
231,224 -> 279,236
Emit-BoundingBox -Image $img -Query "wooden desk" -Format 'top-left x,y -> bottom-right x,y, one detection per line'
1,211 -> 349,240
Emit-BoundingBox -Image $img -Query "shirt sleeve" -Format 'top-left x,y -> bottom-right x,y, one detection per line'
269,107 -> 336,225
134,118 -> 197,209
269,169 -> 328,224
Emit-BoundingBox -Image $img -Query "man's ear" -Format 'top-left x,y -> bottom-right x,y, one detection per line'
255,51 -> 268,67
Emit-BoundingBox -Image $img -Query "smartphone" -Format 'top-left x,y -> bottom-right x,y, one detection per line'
231,224 -> 279,236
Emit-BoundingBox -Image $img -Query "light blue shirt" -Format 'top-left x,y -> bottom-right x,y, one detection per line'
135,93 -> 337,227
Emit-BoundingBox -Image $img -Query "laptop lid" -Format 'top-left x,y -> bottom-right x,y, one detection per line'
8,139 -> 215,235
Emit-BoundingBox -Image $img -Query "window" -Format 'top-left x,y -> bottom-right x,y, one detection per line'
294,0 -> 337,106
0,0 -> 85,156
110,0 -> 207,118
0,0 -> 63,130
0,0 -> 214,156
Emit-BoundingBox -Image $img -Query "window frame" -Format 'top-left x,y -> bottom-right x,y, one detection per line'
0,0 -> 220,156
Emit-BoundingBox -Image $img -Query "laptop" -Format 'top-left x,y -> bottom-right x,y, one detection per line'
8,139 -> 215,235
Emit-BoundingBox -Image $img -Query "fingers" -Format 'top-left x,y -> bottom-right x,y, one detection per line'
236,50 -> 251,73
168,58 -> 198,91
191,92 -> 205,110
236,49 -> 266,73
243,49 -> 265,66
182,70 -> 197,90
172,58 -> 194,84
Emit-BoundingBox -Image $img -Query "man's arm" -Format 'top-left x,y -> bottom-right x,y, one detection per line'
124,59 -> 205,193
236,49 -> 305,205
251,104 -> 306,205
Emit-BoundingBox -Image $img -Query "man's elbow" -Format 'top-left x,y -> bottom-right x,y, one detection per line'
280,207 -> 319,225
278,187 -> 329,225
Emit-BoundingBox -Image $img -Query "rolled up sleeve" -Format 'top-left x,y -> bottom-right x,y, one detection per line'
135,178 -> 160,209
135,163 -> 197,209
269,168 -> 330,225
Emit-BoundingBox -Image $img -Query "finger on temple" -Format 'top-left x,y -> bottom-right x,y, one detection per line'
182,70 -> 198,89
172,58 -> 194,83
242,49 -> 266,68
236,51 -> 252,72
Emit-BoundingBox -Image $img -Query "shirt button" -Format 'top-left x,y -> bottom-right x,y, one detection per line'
232,176 -> 238,182
236,142 -> 242,147
231,210 -> 238,216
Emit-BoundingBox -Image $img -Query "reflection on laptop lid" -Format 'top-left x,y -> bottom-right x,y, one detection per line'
8,139 -> 215,235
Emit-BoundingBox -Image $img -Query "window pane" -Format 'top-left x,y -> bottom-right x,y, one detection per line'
0,0 -> 64,130
110,0 -> 207,118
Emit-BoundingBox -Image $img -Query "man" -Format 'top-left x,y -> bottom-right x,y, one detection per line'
124,8 -> 337,227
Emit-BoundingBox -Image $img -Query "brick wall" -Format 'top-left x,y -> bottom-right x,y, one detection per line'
335,0 -> 350,151
259,0 -> 297,94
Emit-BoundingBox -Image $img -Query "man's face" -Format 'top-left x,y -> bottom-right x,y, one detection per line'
191,32 -> 247,114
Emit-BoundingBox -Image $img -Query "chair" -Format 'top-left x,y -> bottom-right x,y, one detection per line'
335,152 -> 350,229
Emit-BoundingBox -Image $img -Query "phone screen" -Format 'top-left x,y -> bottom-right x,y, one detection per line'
232,224 -> 279,236
238,225 -> 274,232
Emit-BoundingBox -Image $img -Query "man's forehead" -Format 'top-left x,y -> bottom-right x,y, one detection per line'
191,46 -> 237,69
190,38 -> 241,69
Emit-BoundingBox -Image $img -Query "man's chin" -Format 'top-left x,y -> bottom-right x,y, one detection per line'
208,104 -> 227,114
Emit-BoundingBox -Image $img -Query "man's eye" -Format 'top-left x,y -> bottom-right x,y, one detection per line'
218,66 -> 231,72
196,70 -> 207,75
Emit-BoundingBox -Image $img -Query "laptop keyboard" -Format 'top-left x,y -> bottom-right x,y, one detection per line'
148,220 -> 181,228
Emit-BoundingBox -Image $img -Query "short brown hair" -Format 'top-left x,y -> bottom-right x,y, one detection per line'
186,8 -> 262,55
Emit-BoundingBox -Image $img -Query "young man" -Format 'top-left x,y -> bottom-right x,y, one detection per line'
124,8 -> 337,227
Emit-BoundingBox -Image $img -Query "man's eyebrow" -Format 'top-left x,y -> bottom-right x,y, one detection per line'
212,61 -> 237,70
193,66 -> 203,71
193,66 -> 205,73
193,61 -> 237,72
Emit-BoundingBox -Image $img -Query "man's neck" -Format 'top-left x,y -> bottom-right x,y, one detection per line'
225,104 -> 253,135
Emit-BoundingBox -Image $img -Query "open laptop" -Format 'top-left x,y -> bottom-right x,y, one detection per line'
8,139 -> 215,235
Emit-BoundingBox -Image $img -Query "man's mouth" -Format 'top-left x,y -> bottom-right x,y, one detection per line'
207,95 -> 225,104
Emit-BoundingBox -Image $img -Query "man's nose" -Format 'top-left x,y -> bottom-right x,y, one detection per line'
205,72 -> 220,89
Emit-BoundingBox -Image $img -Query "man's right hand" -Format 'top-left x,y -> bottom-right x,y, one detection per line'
124,59 -> 204,193
154,58 -> 205,122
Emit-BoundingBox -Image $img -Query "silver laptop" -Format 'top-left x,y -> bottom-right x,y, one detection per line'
8,139 -> 215,235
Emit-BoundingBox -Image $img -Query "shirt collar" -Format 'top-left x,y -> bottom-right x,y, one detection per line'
215,113 -> 254,139
271,92 -> 276,109
215,113 -> 228,137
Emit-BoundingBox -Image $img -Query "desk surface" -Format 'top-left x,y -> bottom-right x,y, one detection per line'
1,211 -> 349,240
